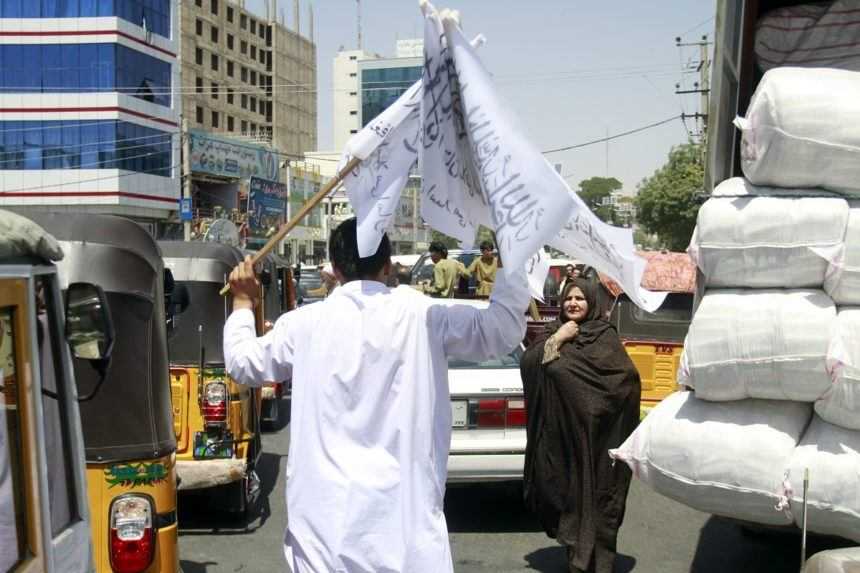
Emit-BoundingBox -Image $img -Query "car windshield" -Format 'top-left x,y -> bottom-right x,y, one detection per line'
448,346 -> 523,369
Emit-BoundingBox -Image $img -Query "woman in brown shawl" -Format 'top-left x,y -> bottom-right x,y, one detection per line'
521,277 -> 640,573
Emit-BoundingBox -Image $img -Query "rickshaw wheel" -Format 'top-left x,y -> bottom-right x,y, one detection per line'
225,469 -> 261,520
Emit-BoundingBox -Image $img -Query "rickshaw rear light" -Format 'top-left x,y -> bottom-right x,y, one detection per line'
109,495 -> 155,573
202,381 -> 228,423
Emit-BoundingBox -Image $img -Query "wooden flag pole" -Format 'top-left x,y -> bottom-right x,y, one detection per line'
220,156 -> 362,296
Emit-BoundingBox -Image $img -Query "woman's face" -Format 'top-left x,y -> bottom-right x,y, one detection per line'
562,286 -> 589,323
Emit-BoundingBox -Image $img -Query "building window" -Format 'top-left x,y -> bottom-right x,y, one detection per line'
349,91 -> 357,96
195,47 -> 204,65
349,55 -> 357,60
227,60 -> 234,77
196,19 -> 203,36
210,53 -> 218,71
240,40 -> 247,55
211,0 -> 218,16
0,44 -> 171,107
227,116 -> 234,131
211,82 -> 219,99
240,14 -> 247,29
259,25 -> 266,40
250,19 -> 257,34
211,111 -> 219,128
361,65 -> 424,127
227,34 -> 234,50
250,97 -> 257,112
211,26 -> 219,44
350,129 -> 358,134
259,50 -> 266,64
226,88 -> 234,104
5,0 -> 170,38
349,110 -> 357,115
250,122 -> 256,133
195,77 -> 203,93
349,72 -> 356,77
250,45 -> 256,60
227,5 -> 234,22
241,94 -> 247,109
241,120 -> 248,132
241,67 -> 248,82
195,0 -> 202,5
196,106 -> 204,124
250,70 -> 257,85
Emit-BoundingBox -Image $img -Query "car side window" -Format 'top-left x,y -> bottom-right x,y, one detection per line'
36,277 -> 78,536
0,305 -> 27,572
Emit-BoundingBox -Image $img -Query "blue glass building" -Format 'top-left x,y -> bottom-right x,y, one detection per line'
0,0 -> 179,223
359,57 -> 422,127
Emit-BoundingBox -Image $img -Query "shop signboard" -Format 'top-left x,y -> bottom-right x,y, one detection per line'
189,130 -> 278,180
248,177 -> 287,237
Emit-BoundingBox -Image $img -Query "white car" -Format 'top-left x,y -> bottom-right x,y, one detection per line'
441,298 -> 527,483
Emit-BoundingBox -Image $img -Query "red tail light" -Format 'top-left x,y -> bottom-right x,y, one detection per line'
109,495 -> 155,573
476,398 -> 527,428
201,381 -> 228,424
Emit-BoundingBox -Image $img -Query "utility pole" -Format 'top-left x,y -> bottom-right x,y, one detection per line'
182,118 -> 192,241
675,34 -> 711,146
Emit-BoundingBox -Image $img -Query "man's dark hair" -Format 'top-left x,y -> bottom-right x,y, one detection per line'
429,241 -> 448,258
479,240 -> 494,251
329,217 -> 391,282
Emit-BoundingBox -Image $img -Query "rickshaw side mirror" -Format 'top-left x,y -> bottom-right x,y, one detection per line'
64,282 -> 115,362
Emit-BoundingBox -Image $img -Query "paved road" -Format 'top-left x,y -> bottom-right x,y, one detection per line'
178,399 -> 851,572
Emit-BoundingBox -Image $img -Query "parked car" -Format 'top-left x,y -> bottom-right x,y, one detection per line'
443,298 -> 527,483
410,249 -> 480,296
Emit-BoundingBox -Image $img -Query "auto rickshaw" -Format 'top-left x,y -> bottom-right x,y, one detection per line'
0,209 -> 114,572
158,241 -> 262,514
26,211 -> 181,573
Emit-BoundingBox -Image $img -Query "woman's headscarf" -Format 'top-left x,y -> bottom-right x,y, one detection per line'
547,277 -> 612,346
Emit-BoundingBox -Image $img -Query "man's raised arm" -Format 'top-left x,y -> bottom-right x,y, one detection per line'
223,256 -> 295,386
429,264 -> 531,362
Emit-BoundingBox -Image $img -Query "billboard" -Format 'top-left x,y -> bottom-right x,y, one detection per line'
247,177 -> 287,238
189,130 -> 278,180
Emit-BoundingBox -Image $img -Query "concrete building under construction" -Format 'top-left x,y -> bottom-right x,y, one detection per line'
179,0 -> 316,158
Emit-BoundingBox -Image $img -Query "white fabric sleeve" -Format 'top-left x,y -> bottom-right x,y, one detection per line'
430,266 -> 530,361
223,308 -> 294,386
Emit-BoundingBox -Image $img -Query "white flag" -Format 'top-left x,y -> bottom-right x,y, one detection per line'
341,82 -> 421,257
441,15 -> 576,276
526,248 -> 551,303
418,4 -> 488,246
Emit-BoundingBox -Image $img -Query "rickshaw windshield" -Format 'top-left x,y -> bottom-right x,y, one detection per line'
167,281 -> 228,365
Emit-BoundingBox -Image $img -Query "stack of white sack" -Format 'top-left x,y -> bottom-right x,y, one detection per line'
689,178 -> 848,289
784,415 -> 860,543
680,289 -> 835,402
816,308 -> 860,430
735,67 -> 860,196
824,202 -> 860,305
609,392 -> 811,525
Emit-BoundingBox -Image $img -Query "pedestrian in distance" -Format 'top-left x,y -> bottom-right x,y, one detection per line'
424,241 -> 468,298
465,240 -> 499,297
520,277 -> 641,573
223,217 -> 531,572
558,264 -> 580,297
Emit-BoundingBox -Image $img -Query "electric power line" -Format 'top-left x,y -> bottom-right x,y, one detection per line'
541,115 -> 681,154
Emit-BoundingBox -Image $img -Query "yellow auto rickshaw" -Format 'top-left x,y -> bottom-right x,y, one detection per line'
0,209 -> 114,572
27,211 -> 182,573
159,241 -> 262,515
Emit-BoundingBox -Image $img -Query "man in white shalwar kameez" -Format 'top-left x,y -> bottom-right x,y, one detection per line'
224,217 -> 530,573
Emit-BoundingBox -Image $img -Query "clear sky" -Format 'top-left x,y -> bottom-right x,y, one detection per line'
246,0 -> 716,194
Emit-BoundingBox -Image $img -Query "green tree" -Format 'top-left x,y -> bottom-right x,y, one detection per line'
430,230 -> 460,250
635,143 -> 704,251
578,176 -> 622,223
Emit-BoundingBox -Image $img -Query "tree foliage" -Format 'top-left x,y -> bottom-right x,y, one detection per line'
635,143 -> 704,251
578,176 -> 622,223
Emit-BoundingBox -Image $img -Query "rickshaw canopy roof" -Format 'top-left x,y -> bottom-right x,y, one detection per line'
160,240 -> 245,283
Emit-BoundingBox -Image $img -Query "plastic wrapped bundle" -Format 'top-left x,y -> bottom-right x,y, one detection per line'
682,290 -> 835,402
805,548 -> 860,573
736,67 -> 860,195
609,391 -> 811,526
690,180 -> 848,288
816,308 -> 860,430
825,202 -> 860,305
784,416 -> 860,542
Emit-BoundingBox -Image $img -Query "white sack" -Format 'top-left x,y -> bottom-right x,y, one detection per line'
816,308 -> 860,430
609,391 -> 810,526
785,416 -> 860,542
683,290 -> 835,402
736,67 -> 860,195
804,548 -> 860,573
690,180 -> 848,289
756,1 -> 860,73
825,202 -> 860,305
